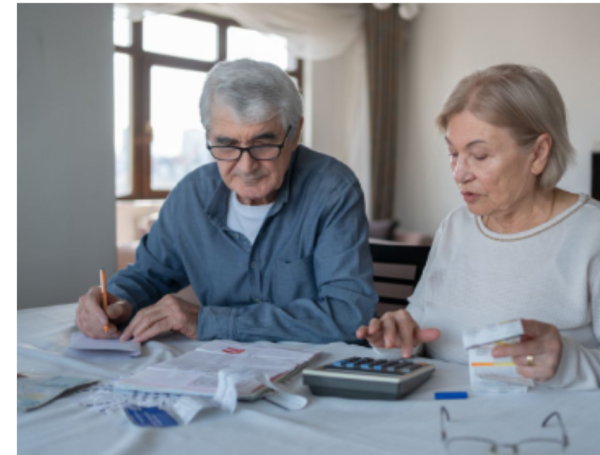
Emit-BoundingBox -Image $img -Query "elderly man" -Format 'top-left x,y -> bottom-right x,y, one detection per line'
76,59 -> 377,344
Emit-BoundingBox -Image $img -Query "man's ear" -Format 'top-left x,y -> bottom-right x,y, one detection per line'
531,133 -> 552,176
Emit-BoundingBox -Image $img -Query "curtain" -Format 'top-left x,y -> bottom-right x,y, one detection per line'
366,4 -> 403,220
338,36 -> 372,218
115,3 -> 363,61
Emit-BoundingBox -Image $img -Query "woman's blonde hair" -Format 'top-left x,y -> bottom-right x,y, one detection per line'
436,64 -> 575,192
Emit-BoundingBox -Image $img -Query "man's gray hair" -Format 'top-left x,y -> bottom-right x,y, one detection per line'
200,59 -> 303,137
436,64 -> 575,192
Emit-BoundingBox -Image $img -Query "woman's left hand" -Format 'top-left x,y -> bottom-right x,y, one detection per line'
491,319 -> 562,382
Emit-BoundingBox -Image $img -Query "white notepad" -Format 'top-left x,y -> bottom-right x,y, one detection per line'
68,332 -> 142,357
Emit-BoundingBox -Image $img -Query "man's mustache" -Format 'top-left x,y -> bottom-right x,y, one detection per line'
233,171 -> 268,182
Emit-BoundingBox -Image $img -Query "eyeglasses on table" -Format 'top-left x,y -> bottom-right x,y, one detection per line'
440,406 -> 569,455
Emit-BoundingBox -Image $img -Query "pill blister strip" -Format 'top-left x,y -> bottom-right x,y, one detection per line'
76,382 -> 182,414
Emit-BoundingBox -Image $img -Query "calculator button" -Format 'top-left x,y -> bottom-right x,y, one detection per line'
341,357 -> 361,368
399,364 -> 421,374
370,360 -> 386,371
377,361 -> 392,371
359,359 -> 379,370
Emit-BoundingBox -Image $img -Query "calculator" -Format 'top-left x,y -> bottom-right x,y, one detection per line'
303,356 -> 435,400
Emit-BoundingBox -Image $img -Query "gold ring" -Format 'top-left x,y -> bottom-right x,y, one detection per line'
526,355 -> 535,367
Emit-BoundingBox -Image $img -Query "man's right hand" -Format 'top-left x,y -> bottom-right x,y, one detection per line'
75,287 -> 133,339
355,309 -> 441,358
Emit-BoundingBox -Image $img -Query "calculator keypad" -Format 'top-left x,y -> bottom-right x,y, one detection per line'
326,357 -> 426,375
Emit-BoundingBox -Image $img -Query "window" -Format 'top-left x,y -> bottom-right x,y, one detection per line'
113,11 -> 302,199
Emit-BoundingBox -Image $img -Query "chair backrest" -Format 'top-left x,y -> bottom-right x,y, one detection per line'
369,240 -> 431,316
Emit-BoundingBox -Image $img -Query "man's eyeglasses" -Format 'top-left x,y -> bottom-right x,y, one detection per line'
206,126 -> 292,162
440,406 -> 569,455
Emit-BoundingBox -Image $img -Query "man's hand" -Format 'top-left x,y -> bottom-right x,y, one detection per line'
119,294 -> 199,343
355,309 -> 441,358
75,287 -> 133,339
492,319 -> 563,382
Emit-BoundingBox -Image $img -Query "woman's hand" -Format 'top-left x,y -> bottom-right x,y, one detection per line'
491,319 -> 563,382
356,309 -> 441,358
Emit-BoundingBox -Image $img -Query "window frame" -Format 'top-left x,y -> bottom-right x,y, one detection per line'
115,10 -> 303,200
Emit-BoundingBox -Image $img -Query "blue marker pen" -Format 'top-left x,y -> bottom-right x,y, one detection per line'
435,391 -> 468,400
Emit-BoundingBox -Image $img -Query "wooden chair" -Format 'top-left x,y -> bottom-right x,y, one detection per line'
369,240 -> 431,317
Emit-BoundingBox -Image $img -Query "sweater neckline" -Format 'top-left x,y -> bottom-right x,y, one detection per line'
475,193 -> 590,242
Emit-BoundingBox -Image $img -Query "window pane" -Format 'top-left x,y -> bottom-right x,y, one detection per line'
114,53 -> 132,197
143,15 -> 217,61
150,66 -> 213,191
227,26 -> 291,70
113,19 -> 131,47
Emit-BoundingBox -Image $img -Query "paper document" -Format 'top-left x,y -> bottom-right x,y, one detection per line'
68,332 -> 142,357
18,375 -> 98,412
116,340 -> 320,400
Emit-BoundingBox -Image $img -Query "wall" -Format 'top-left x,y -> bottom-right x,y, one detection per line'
18,4 -> 115,308
396,4 -> 600,235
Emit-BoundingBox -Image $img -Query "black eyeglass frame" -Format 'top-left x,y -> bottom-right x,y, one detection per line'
206,126 -> 292,162
440,406 -> 569,454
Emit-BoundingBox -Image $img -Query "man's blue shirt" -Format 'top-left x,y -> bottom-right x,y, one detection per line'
108,145 -> 377,343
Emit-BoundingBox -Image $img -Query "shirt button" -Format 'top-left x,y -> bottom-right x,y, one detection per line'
254,297 -> 261,303
250,261 -> 257,269
233,233 -> 239,239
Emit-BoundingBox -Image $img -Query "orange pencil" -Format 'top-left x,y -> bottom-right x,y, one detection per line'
100,269 -> 109,333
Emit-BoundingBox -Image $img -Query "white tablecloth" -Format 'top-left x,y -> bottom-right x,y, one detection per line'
18,304 -> 600,455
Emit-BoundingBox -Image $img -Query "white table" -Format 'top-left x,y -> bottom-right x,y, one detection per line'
18,304 -> 599,455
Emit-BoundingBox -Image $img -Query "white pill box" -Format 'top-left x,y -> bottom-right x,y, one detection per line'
463,319 -> 534,394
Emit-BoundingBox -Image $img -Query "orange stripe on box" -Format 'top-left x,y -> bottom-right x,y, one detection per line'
471,362 -> 515,367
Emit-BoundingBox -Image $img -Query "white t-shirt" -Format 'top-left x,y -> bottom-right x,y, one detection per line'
226,191 -> 273,245
407,193 -> 600,390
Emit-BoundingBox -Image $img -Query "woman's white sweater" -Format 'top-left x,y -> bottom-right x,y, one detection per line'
407,193 -> 600,390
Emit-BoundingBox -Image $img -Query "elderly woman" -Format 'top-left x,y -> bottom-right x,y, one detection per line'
357,64 -> 600,390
